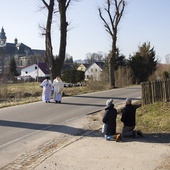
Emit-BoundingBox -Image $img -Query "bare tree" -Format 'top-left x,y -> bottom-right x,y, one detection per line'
85,52 -> 105,64
54,0 -> 72,79
41,0 -> 54,79
41,0 -> 72,79
98,0 -> 126,88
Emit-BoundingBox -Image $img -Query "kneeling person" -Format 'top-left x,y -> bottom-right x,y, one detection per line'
102,99 -> 120,141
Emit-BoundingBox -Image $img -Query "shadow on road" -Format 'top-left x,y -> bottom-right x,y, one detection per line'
0,119 -> 88,136
90,129 -> 170,144
71,96 -> 140,101
0,119 -> 169,144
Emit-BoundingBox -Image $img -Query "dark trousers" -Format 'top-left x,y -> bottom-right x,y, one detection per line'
122,126 -> 135,137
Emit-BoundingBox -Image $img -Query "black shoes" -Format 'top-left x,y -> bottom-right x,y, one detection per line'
133,130 -> 144,138
133,130 -> 138,138
137,130 -> 144,137
55,101 -> 61,103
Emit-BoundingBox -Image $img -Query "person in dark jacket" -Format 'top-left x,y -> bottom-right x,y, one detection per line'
102,99 -> 118,140
121,98 -> 143,138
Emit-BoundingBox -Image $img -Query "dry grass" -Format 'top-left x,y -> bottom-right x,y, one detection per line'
0,82 -> 109,108
0,82 -> 42,108
136,102 -> 170,133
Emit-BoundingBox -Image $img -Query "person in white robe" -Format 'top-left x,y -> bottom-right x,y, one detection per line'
53,76 -> 64,103
40,77 -> 52,103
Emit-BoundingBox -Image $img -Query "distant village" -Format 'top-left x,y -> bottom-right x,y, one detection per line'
0,27 -> 105,82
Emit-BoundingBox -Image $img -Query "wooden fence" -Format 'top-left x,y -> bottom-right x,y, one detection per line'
141,79 -> 170,105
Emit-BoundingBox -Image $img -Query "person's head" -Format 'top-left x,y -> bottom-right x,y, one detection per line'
46,76 -> 50,80
106,99 -> 114,107
56,76 -> 60,80
126,98 -> 132,104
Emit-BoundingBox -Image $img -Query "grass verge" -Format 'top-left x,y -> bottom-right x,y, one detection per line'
136,102 -> 170,133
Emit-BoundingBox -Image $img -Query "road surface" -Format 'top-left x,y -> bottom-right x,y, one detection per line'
0,85 -> 141,168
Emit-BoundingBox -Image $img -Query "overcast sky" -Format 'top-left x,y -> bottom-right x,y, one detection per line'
1,0 -> 170,63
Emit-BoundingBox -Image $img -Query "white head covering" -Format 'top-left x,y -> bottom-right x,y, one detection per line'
126,98 -> 132,104
106,99 -> 113,107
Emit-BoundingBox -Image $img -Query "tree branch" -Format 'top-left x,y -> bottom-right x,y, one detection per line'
42,0 -> 49,9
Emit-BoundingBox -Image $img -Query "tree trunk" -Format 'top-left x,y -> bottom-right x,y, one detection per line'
44,0 -> 54,80
109,57 -> 115,88
109,35 -> 117,88
52,0 -> 68,79
42,0 -> 69,80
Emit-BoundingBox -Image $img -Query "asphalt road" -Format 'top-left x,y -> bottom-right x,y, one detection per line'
0,85 -> 141,168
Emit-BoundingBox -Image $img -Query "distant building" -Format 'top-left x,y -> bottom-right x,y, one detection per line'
77,63 -> 90,72
0,27 -> 45,74
20,62 -> 50,81
84,61 -> 105,81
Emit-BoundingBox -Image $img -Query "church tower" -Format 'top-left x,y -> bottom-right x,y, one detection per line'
0,27 -> 7,46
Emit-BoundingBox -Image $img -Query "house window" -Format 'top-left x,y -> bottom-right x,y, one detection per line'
20,60 -> 22,66
95,69 -> 97,72
28,60 -> 30,65
91,69 -> 93,72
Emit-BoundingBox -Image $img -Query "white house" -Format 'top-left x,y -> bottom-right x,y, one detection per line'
85,61 -> 105,81
20,62 -> 50,81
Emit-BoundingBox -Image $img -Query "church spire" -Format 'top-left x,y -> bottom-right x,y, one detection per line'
0,27 -> 7,46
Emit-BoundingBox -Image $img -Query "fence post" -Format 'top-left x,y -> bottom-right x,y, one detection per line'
141,79 -> 170,105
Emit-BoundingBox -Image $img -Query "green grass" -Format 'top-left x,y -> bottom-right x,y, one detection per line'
136,102 -> 170,133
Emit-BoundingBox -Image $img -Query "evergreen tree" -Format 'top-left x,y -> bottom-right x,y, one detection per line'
8,57 -> 18,79
114,54 -> 127,70
62,69 -> 84,84
129,55 -> 148,83
65,56 -> 73,63
129,42 -> 157,83
75,70 -> 85,83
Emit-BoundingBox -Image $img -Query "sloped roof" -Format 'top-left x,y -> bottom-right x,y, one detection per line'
32,49 -> 45,55
2,43 -> 17,55
0,42 -> 45,56
86,61 -> 105,70
21,62 -> 49,74
95,61 -> 105,69
38,62 -> 49,74
82,63 -> 90,68
16,43 -> 32,55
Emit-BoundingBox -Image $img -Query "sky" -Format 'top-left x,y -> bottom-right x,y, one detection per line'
0,0 -> 170,63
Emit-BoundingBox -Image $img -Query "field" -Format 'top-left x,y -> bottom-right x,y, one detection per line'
0,82 -> 104,108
